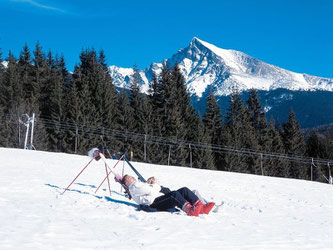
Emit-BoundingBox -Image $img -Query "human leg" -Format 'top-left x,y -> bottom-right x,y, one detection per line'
177,187 -> 215,215
192,190 -> 208,205
150,190 -> 202,216
150,191 -> 186,211
192,189 -> 215,214
176,187 -> 201,205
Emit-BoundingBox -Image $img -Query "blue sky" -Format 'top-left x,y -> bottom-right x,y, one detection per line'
0,0 -> 332,78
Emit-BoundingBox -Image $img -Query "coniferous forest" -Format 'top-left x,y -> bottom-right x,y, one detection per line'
0,44 -> 332,183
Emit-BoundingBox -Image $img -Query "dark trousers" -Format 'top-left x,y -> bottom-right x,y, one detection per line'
150,187 -> 199,211
160,186 -> 171,194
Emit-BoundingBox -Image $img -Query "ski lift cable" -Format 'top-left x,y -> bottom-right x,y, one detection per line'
2,114 -> 333,166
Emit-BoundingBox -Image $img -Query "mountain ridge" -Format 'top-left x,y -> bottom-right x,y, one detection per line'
109,37 -> 333,97
109,38 -> 333,128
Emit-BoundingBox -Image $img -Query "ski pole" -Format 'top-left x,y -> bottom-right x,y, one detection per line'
95,154 -> 124,194
100,135 -> 114,159
105,163 -> 112,196
61,158 -> 94,195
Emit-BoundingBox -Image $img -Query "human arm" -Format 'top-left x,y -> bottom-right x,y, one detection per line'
147,176 -> 171,194
129,181 -> 161,197
147,176 -> 159,184
129,181 -> 163,205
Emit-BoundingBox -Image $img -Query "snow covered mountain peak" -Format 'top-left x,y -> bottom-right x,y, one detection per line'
1,61 -> 8,68
109,37 -> 333,97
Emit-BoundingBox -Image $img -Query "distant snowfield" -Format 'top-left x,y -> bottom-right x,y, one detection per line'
1,148 -> 333,249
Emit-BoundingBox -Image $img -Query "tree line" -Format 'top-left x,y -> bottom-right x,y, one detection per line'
0,44 -> 332,182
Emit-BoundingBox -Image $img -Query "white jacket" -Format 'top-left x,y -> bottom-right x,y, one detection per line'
128,181 -> 164,205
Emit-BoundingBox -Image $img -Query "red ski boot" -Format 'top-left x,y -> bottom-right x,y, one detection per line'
183,201 -> 203,217
201,202 -> 215,214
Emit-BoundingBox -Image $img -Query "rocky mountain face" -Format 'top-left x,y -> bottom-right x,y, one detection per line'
109,37 -> 333,128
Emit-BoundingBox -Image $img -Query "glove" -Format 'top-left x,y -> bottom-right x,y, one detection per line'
147,176 -> 159,184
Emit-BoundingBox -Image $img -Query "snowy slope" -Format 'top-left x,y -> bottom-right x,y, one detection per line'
109,37 -> 333,97
1,148 -> 333,249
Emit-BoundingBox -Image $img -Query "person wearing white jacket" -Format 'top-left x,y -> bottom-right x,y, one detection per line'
122,175 -> 215,216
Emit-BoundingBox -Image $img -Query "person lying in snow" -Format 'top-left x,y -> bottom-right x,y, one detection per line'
122,175 -> 215,216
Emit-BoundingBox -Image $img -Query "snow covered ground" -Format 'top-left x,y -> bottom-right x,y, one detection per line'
1,148 -> 333,249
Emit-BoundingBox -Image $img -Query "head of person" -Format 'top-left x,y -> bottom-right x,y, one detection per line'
122,175 -> 136,187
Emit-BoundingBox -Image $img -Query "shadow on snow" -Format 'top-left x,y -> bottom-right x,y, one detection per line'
45,183 -> 138,209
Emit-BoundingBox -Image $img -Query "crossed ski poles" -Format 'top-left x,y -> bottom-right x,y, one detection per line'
61,151 -> 125,196
94,153 -> 127,195
61,150 -> 144,199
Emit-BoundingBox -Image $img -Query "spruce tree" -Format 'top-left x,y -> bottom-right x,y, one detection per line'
148,73 -> 167,164
34,42 -> 47,109
323,130 -> 333,182
43,52 -> 65,152
247,89 -> 267,131
322,130 -> 333,161
98,49 -> 108,71
117,89 -> 133,154
19,44 -> 38,113
0,50 -> 8,147
19,45 -> 38,110
65,48 -> 113,153
14,44 -> 47,150
58,54 -> 71,93
306,131 -> 326,182
37,47 -> 52,118
151,64 -> 173,165
223,91 -> 259,174
128,65 -> 156,162
140,95 -> 155,162
27,43 -> 49,150
307,130 -> 333,182
2,51 -> 24,148
264,119 -> 287,177
159,63 -> 173,140
64,59 -> 91,154
128,64 -> 145,161
246,89 -> 279,176
307,131 -> 323,159
97,53 -> 120,156
63,79 -> 81,153
203,88 -> 223,170
193,113 -> 215,169
5,51 -> 23,108
77,66 -> 96,152
283,108 -> 307,179
167,64 -> 193,166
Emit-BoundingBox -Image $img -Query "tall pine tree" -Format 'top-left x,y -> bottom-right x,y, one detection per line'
19,44 -> 38,113
43,51 -> 65,152
2,51 -> 23,148
193,113 -> 215,170
203,88 -> 222,170
97,50 -> 120,155
283,108 -> 307,179
222,91 -> 259,174
117,89 -> 133,153
148,73 -> 167,164
0,50 -> 8,146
